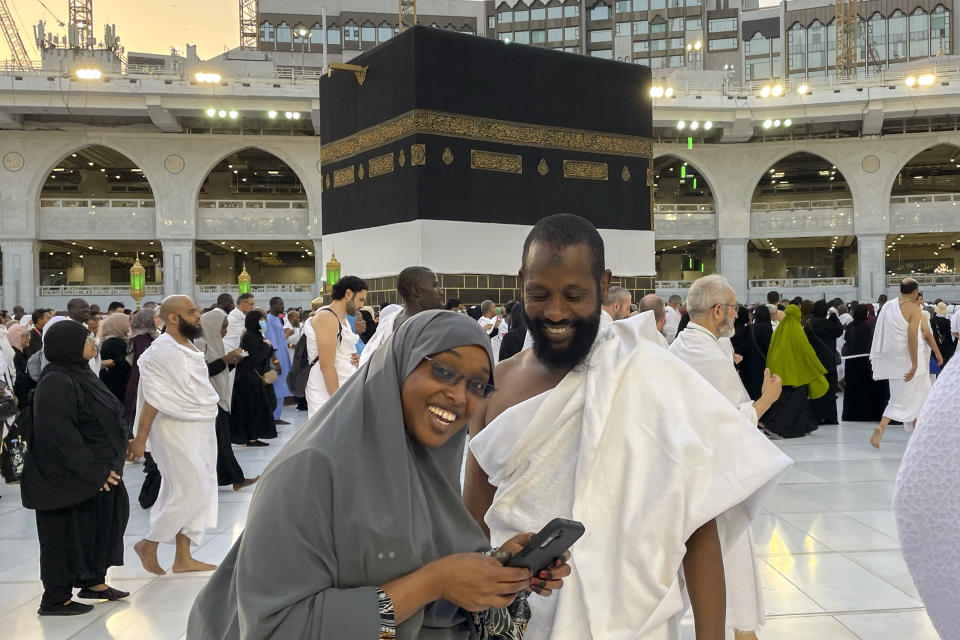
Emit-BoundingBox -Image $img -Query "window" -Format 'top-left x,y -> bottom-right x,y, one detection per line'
888,10 -> 907,60
514,30 -> 530,43
500,31 -> 513,42
531,7 -> 546,20
788,22 -> 806,72
651,38 -> 666,50
498,9 -> 513,23
708,37 -> 737,50
633,20 -> 648,34
549,5 -> 563,19
343,21 -> 359,45
327,24 -> 341,45
563,4 -> 579,17
549,27 -> 564,40
748,57 -> 771,80
632,0 -> 648,9
910,8 -> 929,58
865,14 -> 886,62
668,37 -> 683,48
488,16 -> 495,30
260,21 -> 275,42
650,56 -> 666,68
276,21 -> 291,43
745,32 -> 769,55
565,26 -> 579,39
532,29 -> 546,43
650,0 -> 665,9
808,20 -> 825,68
651,21 -> 666,34
633,40 -> 649,52
687,0 -> 701,6
670,18 -> 684,32
669,55 -> 684,66
616,22 -> 630,36
708,17 -> 737,32
590,3 -> 611,20
590,49 -> 614,58
311,24 -> 324,44
616,0 -> 632,13
686,18 -> 701,31
931,5 -> 950,54
361,21 -> 376,45
515,8 -> 530,21
590,29 -> 613,42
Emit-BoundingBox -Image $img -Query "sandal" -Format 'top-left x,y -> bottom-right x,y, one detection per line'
77,586 -> 130,601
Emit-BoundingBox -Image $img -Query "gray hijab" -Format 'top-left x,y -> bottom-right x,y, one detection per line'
197,308 -> 230,412
189,310 -> 494,640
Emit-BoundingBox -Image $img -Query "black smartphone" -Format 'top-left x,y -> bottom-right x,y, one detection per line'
504,518 -> 585,575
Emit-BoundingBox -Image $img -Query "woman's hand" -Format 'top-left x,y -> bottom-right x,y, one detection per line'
350,353 -> 360,368
101,469 -> 121,492
126,437 -> 146,461
428,553 -> 531,613
499,533 -> 572,597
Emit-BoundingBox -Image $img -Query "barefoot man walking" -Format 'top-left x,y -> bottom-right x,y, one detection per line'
127,295 -> 220,575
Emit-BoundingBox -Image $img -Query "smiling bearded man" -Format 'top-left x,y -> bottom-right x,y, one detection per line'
464,213 -> 791,640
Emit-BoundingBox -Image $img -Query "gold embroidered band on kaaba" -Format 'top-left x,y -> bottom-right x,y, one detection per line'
320,109 -> 654,166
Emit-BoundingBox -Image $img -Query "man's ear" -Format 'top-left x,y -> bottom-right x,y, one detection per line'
601,269 -> 613,295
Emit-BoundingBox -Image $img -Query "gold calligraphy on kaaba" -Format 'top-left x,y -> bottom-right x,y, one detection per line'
622,166 -> 631,182
470,150 -> 523,174
537,159 -> 549,176
411,144 -> 426,166
563,160 -> 608,181
442,147 -> 454,165
320,109 -> 653,165
368,153 -> 395,177
333,165 -> 355,188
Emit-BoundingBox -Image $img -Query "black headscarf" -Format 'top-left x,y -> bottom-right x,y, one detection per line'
24,320 -> 127,511
753,304 -> 772,325
357,309 -> 377,344
240,310 -> 267,353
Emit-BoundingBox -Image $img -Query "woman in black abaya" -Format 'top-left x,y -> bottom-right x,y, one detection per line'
230,309 -> 278,446
841,305 -> 890,422
804,300 -> 843,425
740,305 -> 774,400
21,320 -> 129,616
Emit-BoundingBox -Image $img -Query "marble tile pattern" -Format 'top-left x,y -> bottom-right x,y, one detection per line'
0,404 -> 939,639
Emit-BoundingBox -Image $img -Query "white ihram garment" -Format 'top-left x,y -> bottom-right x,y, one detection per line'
669,323 -> 767,632
894,359 -> 960,640
135,333 -> 220,545
471,313 -> 791,640
872,301 -> 931,423
222,308 -> 245,352
304,310 -> 358,418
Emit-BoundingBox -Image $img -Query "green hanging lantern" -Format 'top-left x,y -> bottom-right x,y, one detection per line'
325,250 -> 341,294
238,263 -> 251,294
129,253 -> 146,310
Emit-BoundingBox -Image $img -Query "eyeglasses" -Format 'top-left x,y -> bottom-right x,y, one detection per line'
423,356 -> 496,399
712,303 -> 739,310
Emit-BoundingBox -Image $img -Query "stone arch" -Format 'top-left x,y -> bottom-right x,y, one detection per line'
884,140 -> 960,197
189,144 -> 316,209
30,140 -> 160,208
652,152 -> 720,211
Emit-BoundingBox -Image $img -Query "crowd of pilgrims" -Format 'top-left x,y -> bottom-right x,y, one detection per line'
0,215 -> 956,637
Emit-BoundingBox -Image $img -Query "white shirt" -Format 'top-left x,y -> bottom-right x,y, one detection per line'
663,305 -> 681,344
223,308 -> 246,352
952,309 -> 960,337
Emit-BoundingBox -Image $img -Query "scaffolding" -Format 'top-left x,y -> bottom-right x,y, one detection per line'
835,0 -> 858,79
0,0 -> 31,69
399,0 -> 417,32
239,0 -> 259,49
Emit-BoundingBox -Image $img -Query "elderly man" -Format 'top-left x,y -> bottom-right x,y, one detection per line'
601,285 -> 632,333
126,295 -> 221,576
360,266 -> 444,366
668,274 -> 783,640
663,294 -> 684,343
465,214 -> 790,639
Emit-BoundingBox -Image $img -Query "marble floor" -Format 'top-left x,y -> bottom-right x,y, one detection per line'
0,404 -> 938,640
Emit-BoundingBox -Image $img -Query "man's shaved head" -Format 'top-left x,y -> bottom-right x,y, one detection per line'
159,295 -> 192,321
637,293 -> 665,322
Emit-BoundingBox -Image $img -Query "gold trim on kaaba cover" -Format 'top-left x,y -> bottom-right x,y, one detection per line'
320,109 -> 654,165
470,150 -> 523,174
563,160 -> 608,181
333,165 -> 355,188
368,152 -> 395,178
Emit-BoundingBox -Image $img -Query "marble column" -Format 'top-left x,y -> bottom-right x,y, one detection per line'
717,237 -> 749,302
161,239 -> 196,300
1,239 -> 37,311
857,233 -> 887,303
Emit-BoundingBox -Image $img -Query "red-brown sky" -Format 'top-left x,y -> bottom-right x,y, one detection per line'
5,0 -> 239,61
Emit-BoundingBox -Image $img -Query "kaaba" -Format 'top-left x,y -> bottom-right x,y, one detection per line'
318,26 -> 655,306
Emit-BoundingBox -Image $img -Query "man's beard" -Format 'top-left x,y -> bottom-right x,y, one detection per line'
719,317 -> 736,338
525,307 -> 601,370
180,317 -> 203,340
346,300 -> 357,315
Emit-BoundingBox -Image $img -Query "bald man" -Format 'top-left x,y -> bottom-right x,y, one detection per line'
637,293 -> 667,333
127,296 -> 221,575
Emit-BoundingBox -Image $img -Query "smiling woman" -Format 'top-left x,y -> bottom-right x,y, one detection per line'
189,310 -> 569,639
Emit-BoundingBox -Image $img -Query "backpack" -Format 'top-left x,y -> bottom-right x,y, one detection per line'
285,309 -> 341,398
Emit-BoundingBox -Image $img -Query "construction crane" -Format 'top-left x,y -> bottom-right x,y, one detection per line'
239,0 -> 258,49
835,0 -> 858,79
68,0 -> 94,48
399,0 -> 417,32
0,0 -> 32,69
